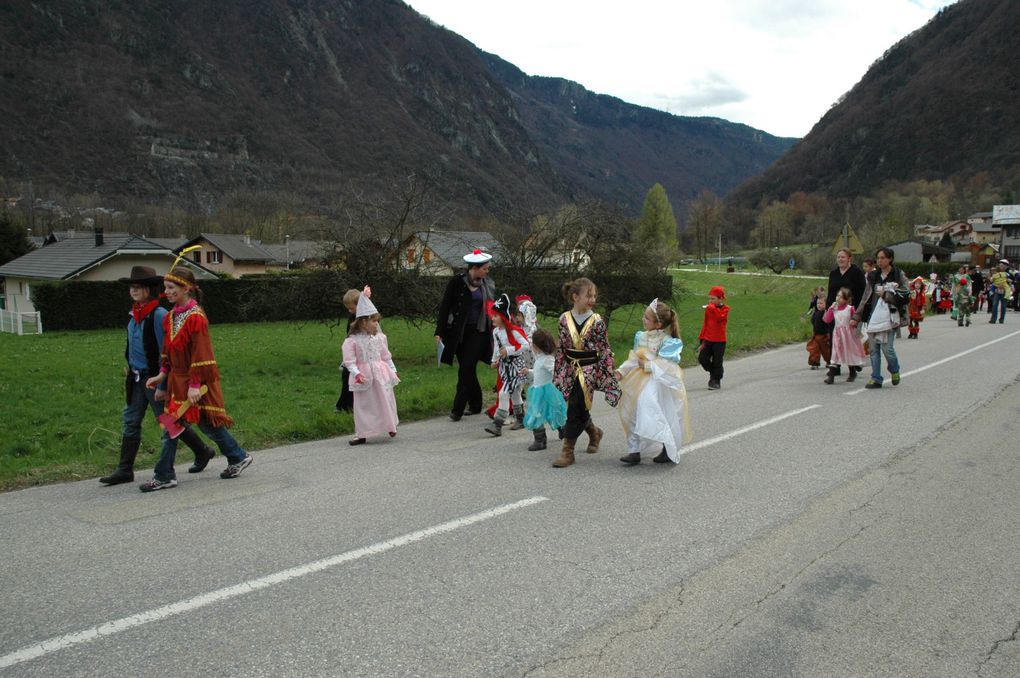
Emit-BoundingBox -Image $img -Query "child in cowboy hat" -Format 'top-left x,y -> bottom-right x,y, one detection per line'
99,266 -> 216,486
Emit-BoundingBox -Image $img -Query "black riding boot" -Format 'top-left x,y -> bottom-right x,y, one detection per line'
180,427 -> 217,473
100,436 -> 141,485
528,428 -> 547,451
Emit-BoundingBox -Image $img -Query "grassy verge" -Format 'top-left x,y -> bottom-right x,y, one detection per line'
0,270 -> 820,490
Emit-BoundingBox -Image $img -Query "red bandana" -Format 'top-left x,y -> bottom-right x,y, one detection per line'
131,300 -> 160,325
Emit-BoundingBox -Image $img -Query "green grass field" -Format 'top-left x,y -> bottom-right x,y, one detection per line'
0,270 -> 821,490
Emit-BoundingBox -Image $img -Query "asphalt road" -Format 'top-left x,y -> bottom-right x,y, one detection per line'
2,312 -> 1019,677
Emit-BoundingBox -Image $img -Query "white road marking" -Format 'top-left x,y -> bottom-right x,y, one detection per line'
844,329 -> 1020,395
683,405 -> 821,454
0,496 -> 549,669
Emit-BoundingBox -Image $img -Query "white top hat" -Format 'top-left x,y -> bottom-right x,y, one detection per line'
463,248 -> 493,265
356,285 -> 379,318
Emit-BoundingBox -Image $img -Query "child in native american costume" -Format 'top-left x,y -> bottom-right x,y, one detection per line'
552,278 -> 620,468
615,299 -> 691,466
141,266 -> 252,491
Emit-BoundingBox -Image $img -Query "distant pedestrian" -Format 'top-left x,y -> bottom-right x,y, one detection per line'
907,276 -> 926,338
989,260 -> 1010,323
952,267 -> 973,327
805,285 -> 832,369
141,266 -> 253,491
335,288 -> 360,413
853,248 -> 909,389
342,286 -> 400,445
698,285 -> 729,390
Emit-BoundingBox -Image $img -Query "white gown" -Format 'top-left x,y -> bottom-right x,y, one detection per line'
615,329 -> 692,463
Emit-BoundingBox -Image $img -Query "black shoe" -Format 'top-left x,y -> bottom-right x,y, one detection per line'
99,469 -> 134,485
188,447 -> 216,474
619,452 -> 641,465
652,447 -> 670,463
707,380 -> 721,390
449,411 -> 463,422
349,437 -> 367,446
464,408 -> 482,416
823,374 -> 835,385
864,380 -> 882,389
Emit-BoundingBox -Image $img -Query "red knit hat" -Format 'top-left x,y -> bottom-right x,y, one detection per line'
709,285 -> 726,298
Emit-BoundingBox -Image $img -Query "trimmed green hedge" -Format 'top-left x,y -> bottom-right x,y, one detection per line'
32,270 -> 674,331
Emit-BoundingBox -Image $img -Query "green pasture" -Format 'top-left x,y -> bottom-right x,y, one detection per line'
0,270 -> 821,490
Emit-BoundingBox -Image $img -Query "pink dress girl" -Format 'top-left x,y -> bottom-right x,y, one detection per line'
341,287 -> 400,445
824,300 -> 868,374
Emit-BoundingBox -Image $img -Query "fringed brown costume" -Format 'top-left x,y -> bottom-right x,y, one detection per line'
161,301 -> 234,428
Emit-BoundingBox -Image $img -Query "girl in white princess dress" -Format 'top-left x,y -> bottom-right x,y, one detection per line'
342,287 -> 399,445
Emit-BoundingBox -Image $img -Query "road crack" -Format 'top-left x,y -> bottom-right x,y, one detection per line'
976,619 -> 1020,676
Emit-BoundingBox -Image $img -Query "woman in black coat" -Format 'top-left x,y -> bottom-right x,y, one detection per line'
434,250 -> 496,421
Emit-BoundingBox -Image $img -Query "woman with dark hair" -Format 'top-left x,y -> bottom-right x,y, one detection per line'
142,266 -> 253,490
852,247 -> 910,389
435,249 -> 496,421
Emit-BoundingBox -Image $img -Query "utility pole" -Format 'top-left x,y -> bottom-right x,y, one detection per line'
285,234 -> 291,270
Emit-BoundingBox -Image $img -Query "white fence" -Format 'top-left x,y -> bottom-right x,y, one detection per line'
0,309 -> 42,335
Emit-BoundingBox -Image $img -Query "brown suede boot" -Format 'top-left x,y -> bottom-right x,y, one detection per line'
552,438 -> 576,467
583,423 -> 603,454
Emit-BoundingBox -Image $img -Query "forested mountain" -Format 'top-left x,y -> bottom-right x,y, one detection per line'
0,0 -> 793,217
728,0 -> 1020,208
478,51 -> 796,213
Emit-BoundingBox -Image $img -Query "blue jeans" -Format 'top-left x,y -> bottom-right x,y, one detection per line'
123,369 -> 166,439
869,332 -> 900,384
989,291 -> 1007,322
154,418 -> 246,481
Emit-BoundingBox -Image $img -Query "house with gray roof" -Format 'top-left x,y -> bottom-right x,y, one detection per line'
0,229 -> 214,314
177,233 -> 283,276
399,230 -> 501,276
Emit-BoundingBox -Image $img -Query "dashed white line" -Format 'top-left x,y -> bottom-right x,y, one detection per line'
845,329 -> 1020,395
0,496 -> 549,669
683,405 -> 821,454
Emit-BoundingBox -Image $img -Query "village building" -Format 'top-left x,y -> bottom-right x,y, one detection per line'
994,205 -> 1020,263
0,229 -> 214,316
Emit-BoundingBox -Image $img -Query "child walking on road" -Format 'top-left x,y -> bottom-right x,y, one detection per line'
823,287 -> 867,383
615,299 -> 691,466
342,286 -> 400,445
698,286 -> 729,390
521,328 -> 566,451
552,278 -> 620,468
485,294 -> 530,437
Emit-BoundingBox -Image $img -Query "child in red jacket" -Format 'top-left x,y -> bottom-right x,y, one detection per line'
698,285 -> 730,390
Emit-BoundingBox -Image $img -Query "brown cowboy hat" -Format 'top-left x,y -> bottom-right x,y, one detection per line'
118,266 -> 164,285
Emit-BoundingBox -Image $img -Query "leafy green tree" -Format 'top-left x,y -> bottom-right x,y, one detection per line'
687,190 -> 722,262
0,211 -> 32,266
634,183 -> 678,265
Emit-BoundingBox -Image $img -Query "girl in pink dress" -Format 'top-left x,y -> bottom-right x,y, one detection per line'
342,287 -> 400,445
823,286 -> 868,384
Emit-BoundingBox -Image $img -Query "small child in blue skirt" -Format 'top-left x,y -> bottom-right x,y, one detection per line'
522,328 -> 567,451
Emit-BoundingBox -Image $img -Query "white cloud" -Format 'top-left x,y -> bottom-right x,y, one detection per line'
404,0 -> 956,137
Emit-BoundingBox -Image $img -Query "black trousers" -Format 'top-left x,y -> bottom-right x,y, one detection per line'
452,329 -> 489,414
336,366 -> 354,412
561,376 -> 592,440
698,340 -> 726,382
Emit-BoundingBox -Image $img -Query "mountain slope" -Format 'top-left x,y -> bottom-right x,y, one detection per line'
0,0 -> 793,216
727,0 -> 1020,207
479,51 -> 796,213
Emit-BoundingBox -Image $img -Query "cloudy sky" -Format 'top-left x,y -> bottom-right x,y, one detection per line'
403,0 -> 957,139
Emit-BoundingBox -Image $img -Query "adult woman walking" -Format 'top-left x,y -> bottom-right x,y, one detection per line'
825,248 -> 867,379
435,249 -> 496,421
